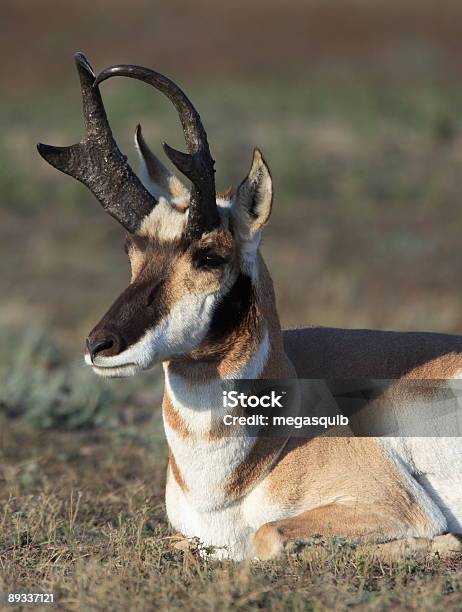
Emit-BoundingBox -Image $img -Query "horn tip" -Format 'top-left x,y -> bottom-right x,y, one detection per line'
36,142 -> 66,170
163,142 -> 195,179
36,142 -> 55,159
162,141 -> 180,156
74,52 -> 95,77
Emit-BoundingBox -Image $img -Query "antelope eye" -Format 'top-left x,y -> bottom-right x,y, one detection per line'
194,249 -> 228,270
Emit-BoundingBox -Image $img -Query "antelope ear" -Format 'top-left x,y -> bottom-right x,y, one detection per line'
232,148 -> 273,237
134,124 -> 189,206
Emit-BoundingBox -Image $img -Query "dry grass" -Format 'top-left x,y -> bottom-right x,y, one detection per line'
1,419 -> 461,611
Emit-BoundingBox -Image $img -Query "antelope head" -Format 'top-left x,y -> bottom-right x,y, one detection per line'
38,53 -> 273,377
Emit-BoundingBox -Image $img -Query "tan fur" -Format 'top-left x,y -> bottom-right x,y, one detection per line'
406,352 -> 462,379
254,523 -> 462,561
253,474 -> 432,560
372,534 -> 462,561
127,242 -> 147,282
168,449 -> 189,493
217,187 -> 236,200
224,437 -> 289,500
257,257 -> 294,379
265,437 -> 427,527
163,393 -> 191,440
192,303 -> 263,377
168,230 -> 236,306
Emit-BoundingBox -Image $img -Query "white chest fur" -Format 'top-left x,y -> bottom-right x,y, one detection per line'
164,443 -> 290,560
162,331 -> 293,559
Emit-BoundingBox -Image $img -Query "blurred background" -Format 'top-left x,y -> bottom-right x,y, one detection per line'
2,0 -> 462,428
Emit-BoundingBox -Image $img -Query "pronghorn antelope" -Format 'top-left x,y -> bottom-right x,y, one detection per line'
38,53 -> 462,561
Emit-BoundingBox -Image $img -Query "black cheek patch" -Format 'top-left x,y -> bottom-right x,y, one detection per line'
207,273 -> 254,342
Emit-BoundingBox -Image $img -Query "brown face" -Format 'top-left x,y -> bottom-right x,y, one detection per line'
84,226 -> 245,377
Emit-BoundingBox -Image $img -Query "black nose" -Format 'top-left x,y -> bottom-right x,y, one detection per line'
86,333 -> 122,362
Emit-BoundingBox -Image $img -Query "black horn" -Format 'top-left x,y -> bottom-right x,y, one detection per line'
94,64 -> 220,239
37,53 -> 157,234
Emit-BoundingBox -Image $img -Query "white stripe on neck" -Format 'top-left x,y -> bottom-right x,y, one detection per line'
164,329 -> 270,436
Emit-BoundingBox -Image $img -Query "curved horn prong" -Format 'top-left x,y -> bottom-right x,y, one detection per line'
94,64 -> 220,239
37,53 -> 157,234
162,143 -> 194,178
